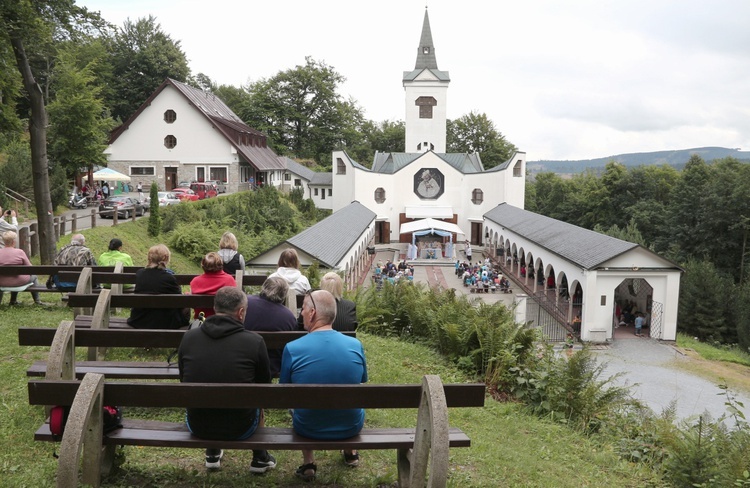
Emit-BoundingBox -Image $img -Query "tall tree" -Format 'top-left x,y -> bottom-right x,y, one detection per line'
243,57 -> 364,166
0,0 -> 93,263
107,15 -> 189,122
447,111 -> 517,169
48,42 -> 115,177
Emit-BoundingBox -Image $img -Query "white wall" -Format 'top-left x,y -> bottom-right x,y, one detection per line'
404,71 -> 448,153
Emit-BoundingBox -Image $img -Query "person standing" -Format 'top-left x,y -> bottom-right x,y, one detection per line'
136,181 -> 143,200
280,290 -> 368,481
465,240 -> 472,263
634,313 -> 644,337
178,286 -> 276,473
0,206 -> 19,249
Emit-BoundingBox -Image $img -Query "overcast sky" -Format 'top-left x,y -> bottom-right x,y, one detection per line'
79,0 -> 750,161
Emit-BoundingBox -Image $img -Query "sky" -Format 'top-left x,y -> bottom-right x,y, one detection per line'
78,0 -> 750,161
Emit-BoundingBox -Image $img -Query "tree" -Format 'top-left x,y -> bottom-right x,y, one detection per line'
47,42 -> 115,177
243,57 -> 364,166
147,181 -> 160,237
107,16 -> 190,122
0,0 -> 91,263
447,112 -> 517,169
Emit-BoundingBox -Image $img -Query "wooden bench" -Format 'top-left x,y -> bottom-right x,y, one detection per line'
20,321 -> 354,380
29,373 -> 485,488
0,265 -> 92,303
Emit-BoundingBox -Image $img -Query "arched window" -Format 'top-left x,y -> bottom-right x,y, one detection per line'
164,135 -> 177,149
374,187 -> 386,204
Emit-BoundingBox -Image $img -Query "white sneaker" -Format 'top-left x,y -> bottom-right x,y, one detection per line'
205,449 -> 223,469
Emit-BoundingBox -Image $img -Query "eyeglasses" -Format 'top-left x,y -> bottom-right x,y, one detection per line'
305,289 -> 317,311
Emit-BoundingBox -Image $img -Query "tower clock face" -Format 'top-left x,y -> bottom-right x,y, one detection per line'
413,168 -> 444,199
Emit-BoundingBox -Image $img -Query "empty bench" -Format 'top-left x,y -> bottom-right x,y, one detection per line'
29,373 -> 485,488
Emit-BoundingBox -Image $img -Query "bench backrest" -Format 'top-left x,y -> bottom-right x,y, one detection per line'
28,379 -> 485,410
57,271 -> 268,287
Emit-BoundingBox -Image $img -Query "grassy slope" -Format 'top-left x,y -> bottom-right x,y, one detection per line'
0,303 -> 660,487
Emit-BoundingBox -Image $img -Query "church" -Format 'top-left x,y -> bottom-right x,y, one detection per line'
332,8 -> 526,250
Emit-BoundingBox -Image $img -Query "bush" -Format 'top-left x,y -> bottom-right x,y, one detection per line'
167,221 -> 220,263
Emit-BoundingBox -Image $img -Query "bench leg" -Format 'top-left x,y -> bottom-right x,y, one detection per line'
408,375 -> 450,488
397,448 -> 412,488
57,373 -> 105,488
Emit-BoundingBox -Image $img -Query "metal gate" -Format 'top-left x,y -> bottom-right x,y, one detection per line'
649,301 -> 663,339
526,296 -> 568,342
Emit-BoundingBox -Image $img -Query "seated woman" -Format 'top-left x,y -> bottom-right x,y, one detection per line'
218,231 -> 245,276
268,248 -> 310,295
98,238 -> 134,290
127,244 -> 189,329
0,231 -> 43,305
297,272 -> 358,332
190,252 -> 237,319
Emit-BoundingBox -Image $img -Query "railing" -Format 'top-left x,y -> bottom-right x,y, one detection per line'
4,188 -> 31,214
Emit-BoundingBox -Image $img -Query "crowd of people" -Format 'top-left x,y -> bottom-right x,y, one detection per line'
372,259 -> 414,288
457,259 -> 511,292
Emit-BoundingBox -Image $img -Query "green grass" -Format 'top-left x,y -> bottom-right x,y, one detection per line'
0,302 -> 663,487
676,333 -> 750,367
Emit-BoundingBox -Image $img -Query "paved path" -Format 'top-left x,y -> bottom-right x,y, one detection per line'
366,246 -> 750,423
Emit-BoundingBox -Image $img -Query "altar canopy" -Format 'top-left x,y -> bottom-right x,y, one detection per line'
399,218 -> 465,236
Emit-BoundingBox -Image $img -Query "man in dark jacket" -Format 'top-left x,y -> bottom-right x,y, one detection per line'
178,286 -> 276,473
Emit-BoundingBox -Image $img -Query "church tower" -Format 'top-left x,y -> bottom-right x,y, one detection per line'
403,7 -> 450,153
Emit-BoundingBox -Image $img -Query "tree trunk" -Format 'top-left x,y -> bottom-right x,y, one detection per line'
11,36 -> 56,263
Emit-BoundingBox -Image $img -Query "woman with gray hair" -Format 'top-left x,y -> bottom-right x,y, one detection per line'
244,276 -> 299,374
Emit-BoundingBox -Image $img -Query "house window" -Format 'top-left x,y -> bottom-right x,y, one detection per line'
321,189 -> 326,200
284,173 -> 291,181
513,160 -> 523,177
314,188 -> 319,196
336,158 -> 346,175
130,166 -> 155,176
294,179 -> 301,186
164,110 -> 176,123
415,96 -> 437,119
471,188 -> 484,205
374,187 -> 386,204
328,189 -> 332,196
164,135 -> 177,149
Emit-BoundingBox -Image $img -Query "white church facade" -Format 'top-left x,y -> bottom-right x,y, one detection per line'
332,8 -> 526,248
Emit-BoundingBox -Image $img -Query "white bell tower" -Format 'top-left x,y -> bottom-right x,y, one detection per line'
403,7 -> 450,153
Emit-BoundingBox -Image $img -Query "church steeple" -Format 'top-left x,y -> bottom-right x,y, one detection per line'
415,8 -> 438,70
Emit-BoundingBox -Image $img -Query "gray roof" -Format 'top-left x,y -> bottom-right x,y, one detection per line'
310,172 -> 332,186
415,8 -> 438,70
282,157 -> 315,181
484,204 -> 639,269
288,201 -> 376,268
371,151 -> 484,174
403,68 -> 450,82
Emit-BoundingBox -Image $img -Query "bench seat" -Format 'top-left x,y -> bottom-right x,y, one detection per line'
28,361 -> 179,380
35,421 -> 471,450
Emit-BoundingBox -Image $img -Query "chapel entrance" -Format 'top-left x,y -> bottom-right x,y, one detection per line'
613,278 -> 657,339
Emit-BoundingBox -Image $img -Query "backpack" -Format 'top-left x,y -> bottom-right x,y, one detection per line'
50,405 -> 122,439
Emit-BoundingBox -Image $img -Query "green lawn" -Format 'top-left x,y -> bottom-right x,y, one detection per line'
0,301 -> 661,487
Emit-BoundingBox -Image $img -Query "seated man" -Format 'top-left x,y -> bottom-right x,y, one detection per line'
280,290 -> 368,482
243,276 -> 299,375
52,233 -> 96,290
0,231 -> 43,305
178,286 -> 276,473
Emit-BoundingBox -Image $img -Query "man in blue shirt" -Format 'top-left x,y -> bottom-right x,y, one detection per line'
280,289 -> 368,481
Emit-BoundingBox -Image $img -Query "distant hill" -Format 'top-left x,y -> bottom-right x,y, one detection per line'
528,147 -> 750,175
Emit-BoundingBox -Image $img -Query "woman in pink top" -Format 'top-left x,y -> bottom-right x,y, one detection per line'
0,231 -> 42,305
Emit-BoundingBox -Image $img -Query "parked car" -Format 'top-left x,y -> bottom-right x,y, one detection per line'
172,187 -> 199,202
189,182 -> 218,199
178,180 -> 191,188
99,196 -> 146,219
205,179 -> 227,193
147,192 -> 181,206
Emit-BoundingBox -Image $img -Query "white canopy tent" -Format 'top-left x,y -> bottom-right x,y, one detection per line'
92,167 -> 131,182
399,218 -> 466,236
400,218 -> 465,260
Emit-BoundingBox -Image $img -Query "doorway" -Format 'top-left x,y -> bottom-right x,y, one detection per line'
164,168 -> 177,191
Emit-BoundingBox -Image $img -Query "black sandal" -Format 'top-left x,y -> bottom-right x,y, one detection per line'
295,463 -> 317,482
342,450 -> 360,467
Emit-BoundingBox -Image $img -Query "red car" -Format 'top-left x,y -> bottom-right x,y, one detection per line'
189,182 -> 218,200
171,187 -> 199,202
